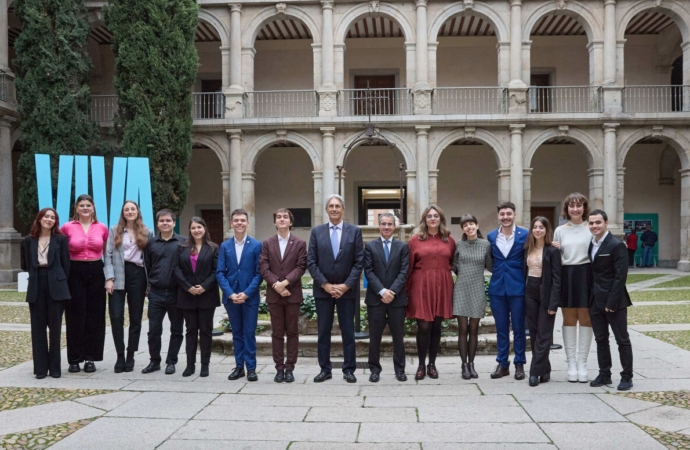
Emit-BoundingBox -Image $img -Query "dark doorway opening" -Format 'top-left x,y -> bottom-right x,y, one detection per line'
357,186 -> 407,226
200,209 -> 224,243
353,75 -> 396,115
531,206 -> 557,227
530,73 -> 552,113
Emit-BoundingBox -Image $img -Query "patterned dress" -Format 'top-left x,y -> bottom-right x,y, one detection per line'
451,238 -> 493,319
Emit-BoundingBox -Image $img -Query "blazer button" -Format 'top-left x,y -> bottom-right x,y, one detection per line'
237,270 -> 240,272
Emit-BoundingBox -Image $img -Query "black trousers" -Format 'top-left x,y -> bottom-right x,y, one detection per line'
109,262 -> 147,355
590,303 -> 634,379
147,288 -> 184,364
183,307 -> 216,364
627,249 -> 636,267
66,260 -> 106,363
367,303 -> 406,374
525,277 -> 555,377
316,297 -> 356,373
29,269 -> 66,376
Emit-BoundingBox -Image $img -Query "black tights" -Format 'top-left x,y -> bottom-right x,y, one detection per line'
457,316 -> 481,364
416,317 -> 443,367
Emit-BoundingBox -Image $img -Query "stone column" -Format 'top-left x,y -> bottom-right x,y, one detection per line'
312,44 -> 322,89
0,118 -> 20,282
406,170 -> 417,225
678,169 -> 690,271
416,126 -> 430,213
510,124 -> 525,225
413,0 -> 432,114
683,42 -> 690,111
225,4 -> 244,118
429,169 -> 438,206
220,46 -> 231,91
603,123 -> 620,230
617,167 -> 625,229
522,167 -> 532,227
0,0 -> 10,73
334,43 -> 345,89
227,129 -> 243,214
588,40 -> 604,85
603,0 -> 617,84
337,169 -> 346,205
497,168 -> 511,203
313,171 -> 324,225
318,1 -> 337,116
241,47 -> 256,92
321,127 -> 335,219
242,172 -> 256,237
509,0 -> 525,86
428,42 -> 439,87
497,42 -> 511,86
221,172 -> 231,239
405,42 -> 416,89
587,167 -> 604,210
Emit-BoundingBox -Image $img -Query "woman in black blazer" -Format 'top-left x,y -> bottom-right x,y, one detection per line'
174,217 -> 220,378
22,208 -> 71,379
523,216 -> 561,387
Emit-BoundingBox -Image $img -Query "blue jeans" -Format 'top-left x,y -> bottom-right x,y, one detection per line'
643,245 -> 654,267
490,294 -> 526,367
225,302 -> 259,370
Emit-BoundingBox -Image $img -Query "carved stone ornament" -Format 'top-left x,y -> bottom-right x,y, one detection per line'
415,92 -> 430,110
653,0 -> 662,7
510,92 -> 526,105
320,92 -> 336,112
556,0 -> 568,9
652,125 -> 663,137
276,3 -> 287,15
465,127 -> 476,139
558,125 -> 569,137
276,130 -> 288,141
463,0 -> 475,10
228,99 -> 243,112
369,1 -> 380,16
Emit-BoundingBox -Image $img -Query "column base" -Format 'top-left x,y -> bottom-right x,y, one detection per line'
507,86 -> 528,114
0,230 -> 22,283
413,83 -> 432,115
318,89 -> 338,117
677,261 -> 690,272
224,91 -> 244,118
602,85 -> 622,114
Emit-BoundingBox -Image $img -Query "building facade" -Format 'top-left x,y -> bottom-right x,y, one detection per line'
2,0 -> 690,281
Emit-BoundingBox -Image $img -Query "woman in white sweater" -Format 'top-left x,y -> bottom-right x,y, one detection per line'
552,193 -> 593,383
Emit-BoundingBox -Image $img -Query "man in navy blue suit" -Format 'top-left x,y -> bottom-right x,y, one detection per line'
307,194 -> 363,383
217,209 -> 263,382
486,202 -> 528,380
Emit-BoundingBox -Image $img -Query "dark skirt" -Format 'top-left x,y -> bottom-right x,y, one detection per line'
559,263 -> 592,309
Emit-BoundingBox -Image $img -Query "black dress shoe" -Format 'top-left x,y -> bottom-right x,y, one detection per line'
617,377 -> 633,391
461,363 -> 471,380
141,362 -> 161,374
228,367 -> 246,380
50,372 -> 61,379
284,370 -> 295,383
247,370 -> 258,382
369,372 -> 380,383
540,373 -> 550,383
343,372 -> 357,383
274,369 -> 285,383
490,364 -> 510,379
529,375 -> 540,387
183,364 -> 195,377
200,364 -> 209,378
395,371 -> 408,382
124,352 -> 135,372
590,374 -> 613,387
68,364 -> 81,373
114,355 -> 125,373
514,365 -> 526,380
165,364 -> 175,375
84,360 -> 96,373
35,374 -> 46,379
468,362 -> 479,379
314,371 -> 332,383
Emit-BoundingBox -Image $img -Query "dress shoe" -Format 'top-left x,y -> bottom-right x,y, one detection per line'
228,367 -> 246,380
617,377 -> 633,391
35,373 -> 46,379
461,363 -> 471,380
490,364 -> 510,379
529,375 -> 540,387
84,360 -> 96,373
514,365 -> 526,380
124,352 -> 135,372
182,364 -> 195,377
284,370 -> 295,383
141,362 -> 161,374
590,373 -> 613,387
114,354 -> 125,373
415,365 -> 426,380
313,371 -> 332,383
200,364 -> 209,378
165,364 -> 175,375
369,372 -> 380,383
274,369 -> 285,383
540,373 -> 550,383
468,362 -> 479,379
50,372 -> 61,379
343,372 -> 357,383
247,370 -> 258,382
68,364 -> 81,373
427,364 -> 439,379
395,371 -> 408,382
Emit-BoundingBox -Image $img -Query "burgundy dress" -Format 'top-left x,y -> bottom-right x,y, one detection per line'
405,234 -> 456,321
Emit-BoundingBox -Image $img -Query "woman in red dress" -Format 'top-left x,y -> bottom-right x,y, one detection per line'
406,205 -> 456,380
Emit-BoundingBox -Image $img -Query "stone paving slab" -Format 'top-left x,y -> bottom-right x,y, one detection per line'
634,368 -> 690,379
159,441 -> 289,450
423,445 -> 557,450
360,384 -> 481,397
291,444 -> 421,450
627,405 -> 690,432
627,301 -> 690,306
106,392 -> 217,419
74,391 -> 142,411
539,422 -> 667,450
172,420 -> 359,442
49,417 -> 186,450
304,407 -> 418,423
0,400 -> 104,435
627,274 -> 684,292
639,287 -> 690,291
211,393 -> 364,407
0,375 -> 133,391
89,368 -> 200,382
476,380 -> 605,395
194,405 -> 310,421
238,382 -> 360,397
515,393 -> 626,422
595,393 -> 661,415
196,371 -> 310,384
122,380 -> 242,394
417,405 -> 533,423
630,323 -> 690,332
364,394 -> 519,408
357,422 -> 549,443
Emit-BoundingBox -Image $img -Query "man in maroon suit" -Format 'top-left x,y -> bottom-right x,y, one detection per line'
259,208 -> 308,383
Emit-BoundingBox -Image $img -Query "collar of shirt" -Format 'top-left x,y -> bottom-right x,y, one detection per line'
380,236 -> 392,244
234,236 -> 247,245
278,233 -> 290,243
592,231 -> 609,247
329,221 -> 343,230
499,224 -> 516,240
156,232 -> 180,242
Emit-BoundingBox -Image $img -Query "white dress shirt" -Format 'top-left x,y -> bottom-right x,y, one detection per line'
234,236 -> 246,264
329,221 -> 343,248
496,224 -> 516,258
378,236 -> 393,296
278,232 -> 290,259
591,231 -> 609,261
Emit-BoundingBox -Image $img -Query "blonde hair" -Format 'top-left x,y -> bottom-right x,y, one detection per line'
113,201 -> 148,249
417,205 -> 451,242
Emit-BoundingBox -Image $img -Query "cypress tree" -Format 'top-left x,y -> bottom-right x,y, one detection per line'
14,0 -> 99,226
104,0 -> 199,215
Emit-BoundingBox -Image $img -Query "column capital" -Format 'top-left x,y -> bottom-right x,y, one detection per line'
523,167 -> 533,176
320,1 -> 334,10
415,0 -> 428,8
603,0 -> 616,6
587,167 -> 605,176
228,3 -> 242,13
226,128 -> 242,139
312,170 -> 323,179
241,47 -> 257,57
415,125 -> 431,135
429,169 -> 439,178
510,0 -> 522,6
682,41 -> 690,51
679,168 -> 690,177
320,126 -> 336,136
496,168 -> 511,177
241,172 -> 256,181
221,171 -> 230,180
509,124 -> 525,134
333,43 -> 346,50
617,167 -> 626,176
603,123 -> 619,132
405,169 -> 417,177
220,46 -> 230,53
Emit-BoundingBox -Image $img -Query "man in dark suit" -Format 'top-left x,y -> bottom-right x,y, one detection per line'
587,209 -> 634,391
307,194 -> 364,383
259,208 -> 307,383
363,213 -> 410,383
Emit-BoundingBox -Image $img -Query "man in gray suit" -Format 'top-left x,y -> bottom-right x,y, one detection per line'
363,213 -> 410,382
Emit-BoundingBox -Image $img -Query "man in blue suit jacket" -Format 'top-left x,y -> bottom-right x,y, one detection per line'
486,201 -> 528,380
307,194 -> 364,383
217,209 -> 263,381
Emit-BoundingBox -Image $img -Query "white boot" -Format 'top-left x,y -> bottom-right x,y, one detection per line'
577,326 -> 594,383
563,326 -> 578,382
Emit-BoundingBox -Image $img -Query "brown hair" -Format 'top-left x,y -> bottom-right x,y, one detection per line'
497,201 -> 516,213
71,194 -> 98,222
561,192 -> 590,221
181,216 -> 218,254
417,205 -> 451,242
524,216 -> 554,255
273,208 -> 294,230
30,208 -> 63,238
231,209 -> 249,220
459,214 -> 484,241
113,201 -> 149,249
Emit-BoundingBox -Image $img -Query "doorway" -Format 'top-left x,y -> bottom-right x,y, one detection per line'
530,206 -> 557,227
530,73 -> 552,113
353,75 -> 396,115
200,209 -> 224,243
357,187 -> 407,226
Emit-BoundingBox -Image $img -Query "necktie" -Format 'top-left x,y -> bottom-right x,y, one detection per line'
384,240 -> 390,262
331,226 -> 339,258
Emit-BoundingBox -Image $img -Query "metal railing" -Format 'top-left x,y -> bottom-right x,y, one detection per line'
90,95 -> 118,123
0,70 -> 7,102
244,90 -> 318,118
528,86 -> 603,113
432,87 -> 508,114
338,88 -> 413,116
192,92 -> 225,119
622,85 -> 690,113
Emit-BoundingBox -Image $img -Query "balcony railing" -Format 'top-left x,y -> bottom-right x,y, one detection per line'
193,92 -> 225,119
244,90 -> 318,118
0,70 -> 7,102
90,95 -> 118,123
432,87 -> 508,115
528,86 -> 603,113
338,88 -> 413,116
622,85 -> 690,113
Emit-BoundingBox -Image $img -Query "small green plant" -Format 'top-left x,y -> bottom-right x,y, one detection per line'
300,293 -> 318,320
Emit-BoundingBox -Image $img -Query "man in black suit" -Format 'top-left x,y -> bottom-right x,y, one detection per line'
363,213 -> 410,383
307,194 -> 364,383
587,209 -> 634,391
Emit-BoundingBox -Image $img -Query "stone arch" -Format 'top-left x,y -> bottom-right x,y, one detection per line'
617,0 -> 690,42
192,134 -> 229,173
198,9 -> 230,48
522,1 -> 603,42
618,126 -> 690,169
334,2 -> 415,45
242,5 -> 321,48
660,145 -> 681,184
430,128 -> 509,172
337,129 -> 416,171
11,127 -> 21,148
524,127 -> 603,169
243,131 -> 322,173
428,2 -> 510,43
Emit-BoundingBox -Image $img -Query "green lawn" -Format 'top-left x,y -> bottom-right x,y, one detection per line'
626,274 -> 665,285
628,304 -> 690,325
631,290 -> 690,302
0,331 -> 66,368
0,291 -> 26,302
644,330 -> 690,352
0,305 -> 31,324
651,276 -> 690,289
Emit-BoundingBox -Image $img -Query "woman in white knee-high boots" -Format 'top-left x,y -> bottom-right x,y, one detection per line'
552,193 -> 594,383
